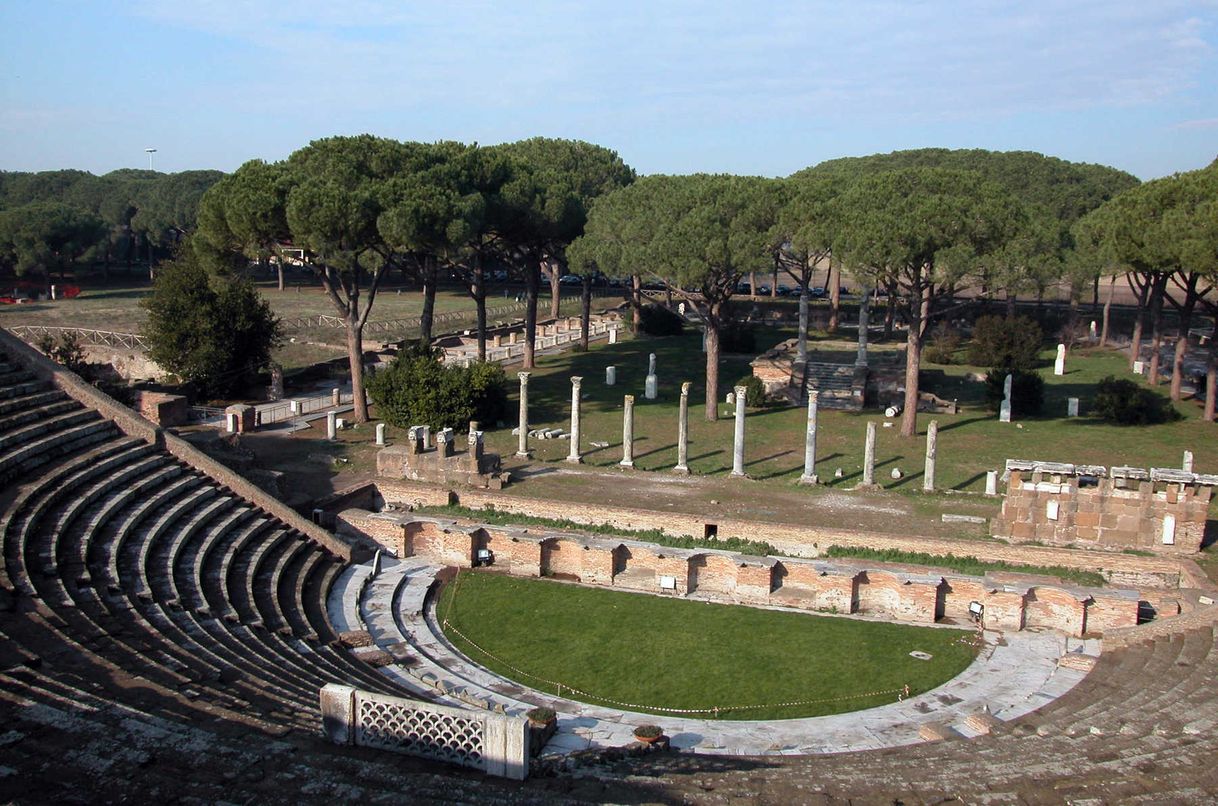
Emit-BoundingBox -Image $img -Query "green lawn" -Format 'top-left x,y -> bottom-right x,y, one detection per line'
481,329 -> 1218,496
438,570 -> 979,721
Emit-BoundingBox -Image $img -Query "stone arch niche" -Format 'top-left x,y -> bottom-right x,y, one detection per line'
405,521 -> 444,559
538,538 -> 582,580
688,554 -> 738,597
613,545 -> 659,591
1023,586 -> 1085,637
855,570 -> 903,617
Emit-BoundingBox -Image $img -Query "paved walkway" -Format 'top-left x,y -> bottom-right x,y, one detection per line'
328,557 -> 1101,757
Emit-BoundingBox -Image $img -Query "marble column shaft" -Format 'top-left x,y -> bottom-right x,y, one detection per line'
674,381 -> 691,474
620,395 -> 635,467
862,421 -> 877,486
923,420 -> 938,492
566,376 -> 583,463
516,372 -> 531,458
731,385 -> 748,477
800,391 -> 819,483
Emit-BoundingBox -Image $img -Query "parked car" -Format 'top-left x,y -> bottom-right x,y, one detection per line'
775,284 -> 793,297
810,286 -> 826,298
756,284 -> 771,295
558,274 -> 583,285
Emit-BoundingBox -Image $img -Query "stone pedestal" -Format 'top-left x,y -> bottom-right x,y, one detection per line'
985,470 -> 998,496
1183,450 -> 1194,473
1054,343 -> 1066,376
644,375 -> 658,399
1067,397 -> 1079,417
608,327 -> 618,345
730,386 -> 748,478
375,423 -> 387,446
799,391 -> 819,484
326,411 -> 338,441
605,366 -> 616,386
331,387 -> 342,406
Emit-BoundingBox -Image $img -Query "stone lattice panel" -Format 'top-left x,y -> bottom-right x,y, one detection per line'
356,697 -> 486,771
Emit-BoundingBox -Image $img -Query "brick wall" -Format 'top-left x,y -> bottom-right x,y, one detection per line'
133,391 -> 187,426
362,507 -> 1140,637
993,468 -> 1211,555
367,482 -> 1186,589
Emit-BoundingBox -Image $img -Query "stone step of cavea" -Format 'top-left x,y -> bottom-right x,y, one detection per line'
917,721 -> 961,742
0,388 -> 67,417
1057,653 -> 1099,672
962,710 -> 1003,735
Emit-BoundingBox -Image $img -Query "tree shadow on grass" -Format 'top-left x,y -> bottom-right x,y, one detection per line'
634,442 -> 678,461
937,415 -> 990,433
951,471 -> 991,492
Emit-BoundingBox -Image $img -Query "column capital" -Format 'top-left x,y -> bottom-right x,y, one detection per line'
680,381 -> 692,396
624,394 -> 634,405
517,371 -> 531,383
570,375 -> 583,387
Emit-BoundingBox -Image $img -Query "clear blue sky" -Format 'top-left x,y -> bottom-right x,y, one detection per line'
2,1 -> 1216,180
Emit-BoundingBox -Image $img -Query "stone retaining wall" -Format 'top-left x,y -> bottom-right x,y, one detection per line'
336,509 -> 1140,637
364,478 -> 1186,589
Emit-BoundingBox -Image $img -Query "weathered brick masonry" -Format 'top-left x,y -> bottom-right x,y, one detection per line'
364,478 -> 1190,589
335,509 -> 1140,637
992,460 -> 1215,555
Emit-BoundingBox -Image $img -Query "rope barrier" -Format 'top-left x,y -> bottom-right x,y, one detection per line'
440,571 -> 912,717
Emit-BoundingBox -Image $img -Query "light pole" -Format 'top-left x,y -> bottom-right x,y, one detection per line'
145,148 -> 157,171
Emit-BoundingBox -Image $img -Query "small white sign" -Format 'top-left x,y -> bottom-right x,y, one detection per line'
659,575 -> 677,590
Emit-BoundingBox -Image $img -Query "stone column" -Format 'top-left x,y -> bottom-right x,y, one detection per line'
985,470 -> 998,495
856,291 -> 870,368
799,391 -> 819,484
326,411 -> 337,441
605,366 -> 616,385
620,395 -> 635,467
1054,343 -> 1066,376
516,372 -> 531,458
731,385 -> 748,477
1183,450 -> 1194,473
331,387 -> 341,406
674,381 -> 691,474
375,423 -> 386,446
923,420 -> 938,493
644,352 -> 658,399
566,376 -> 583,463
862,421 -> 877,486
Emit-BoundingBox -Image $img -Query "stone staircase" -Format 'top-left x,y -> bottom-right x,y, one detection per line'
802,361 -> 862,410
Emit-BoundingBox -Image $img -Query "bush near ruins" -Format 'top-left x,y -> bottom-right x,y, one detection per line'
368,345 -> 507,431
1091,376 -> 1180,425
141,250 -> 281,399
36,331 -> 87,375
734,374 -> 769,408
967,315 -> 1043,370
922,323 -> 962,365
634,304 -> 685,336
984,368 -> 1044,415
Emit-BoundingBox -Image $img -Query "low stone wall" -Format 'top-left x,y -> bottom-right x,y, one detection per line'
0,327 -> 354,562
992,461 -> 1214,555
360,478 -> 1186,589
320,684 -> 528,780
339,509 -> 1140,637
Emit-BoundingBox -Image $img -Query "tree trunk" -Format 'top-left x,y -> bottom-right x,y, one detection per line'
704,304 -> 721,421
1129,274 -> 1150,369
580,276 -> 592,351
900,281 -> 928,438
1092,275 -> 1100,312
277,258 -> 285,292
1205,336 -> 1217,422
797,277 -> 809,362
1100,276 -> 1114,347
523,260 -> 540,369
1067,294 -> 1080,348
473,256 -> 487,362
546,256 -> 561,320
630,274 -> 642,331
771,261 -> 778,298
749,272 -> 757,296
1167,273 -> 1199,401
1005,292 -> 1016,318
883,282 -> 896,341
346,318 -> 369,423
1147,273 -> 1168,385
827,262 -> 840,333
419,255 -> 437,347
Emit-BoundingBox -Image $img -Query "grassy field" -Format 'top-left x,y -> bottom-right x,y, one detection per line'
477,327 -> 1218,496
438,570 -> 979,721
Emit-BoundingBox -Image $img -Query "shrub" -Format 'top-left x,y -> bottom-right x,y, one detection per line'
923,323 -> 961,365
633,725 -> 663,740
635,304 -> 684,336
734,374 -> 768,407
36,331 -> 86,374
368,350 -> 507,431
1091,376 -> 1179,425
719,319 -> 756,354
967,315 -> 1043,370
984,368 -> 1044,416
